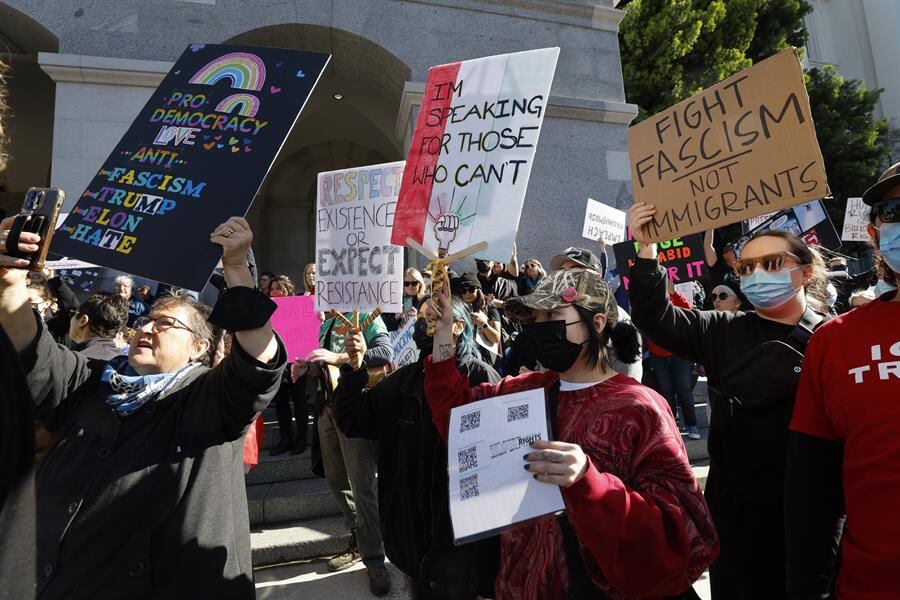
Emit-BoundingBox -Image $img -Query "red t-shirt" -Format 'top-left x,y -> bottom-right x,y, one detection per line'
790,295 -> 900,599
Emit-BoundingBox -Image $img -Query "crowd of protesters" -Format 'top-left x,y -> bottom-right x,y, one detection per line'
2,54 -> 900,600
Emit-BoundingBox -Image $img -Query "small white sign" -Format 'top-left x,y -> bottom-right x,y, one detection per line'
746,211 -> 776,232
447,388 -> 565,544
582,198 -> 627,244
46,258 -> 97,271
841,197 -> 869,241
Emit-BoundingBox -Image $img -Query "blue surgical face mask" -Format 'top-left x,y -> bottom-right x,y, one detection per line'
874,278 -> 897,298
878,222 -> 900,273
739,266 -> 801,309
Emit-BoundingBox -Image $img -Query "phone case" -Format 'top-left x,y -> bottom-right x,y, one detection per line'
6,187 -> 66,271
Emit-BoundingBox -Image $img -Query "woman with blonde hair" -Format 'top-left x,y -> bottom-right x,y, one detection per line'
302,263 -> 316,295
383,267 -> 427,332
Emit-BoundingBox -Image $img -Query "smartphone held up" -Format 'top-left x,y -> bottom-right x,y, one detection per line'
3,187 -> 65,271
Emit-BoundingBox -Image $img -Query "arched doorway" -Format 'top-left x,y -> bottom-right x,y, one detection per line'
224,24 -> 410,282
0,2 -> 58,216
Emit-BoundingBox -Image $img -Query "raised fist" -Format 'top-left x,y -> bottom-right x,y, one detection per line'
434,214 -> 460,255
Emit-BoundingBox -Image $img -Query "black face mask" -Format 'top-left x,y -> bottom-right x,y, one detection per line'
517,319 -> 583,373
412,318 -> 434,356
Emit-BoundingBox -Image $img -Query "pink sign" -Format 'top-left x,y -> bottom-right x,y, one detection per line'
270,296 -> 321,360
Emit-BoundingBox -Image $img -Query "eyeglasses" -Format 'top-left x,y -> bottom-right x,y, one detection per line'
460,287 -> 477,294
133,315 -> 195,335
713,292 -> 733,301
873,198 -> 900,223
403,281 -> 419,287
734,251 -> 802,277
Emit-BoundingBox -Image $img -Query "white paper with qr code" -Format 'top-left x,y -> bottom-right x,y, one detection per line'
447,388 -> 565,544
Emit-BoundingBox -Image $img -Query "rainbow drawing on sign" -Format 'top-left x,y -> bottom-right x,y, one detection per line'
189,52 -> 266,91
215,93 -> 260,117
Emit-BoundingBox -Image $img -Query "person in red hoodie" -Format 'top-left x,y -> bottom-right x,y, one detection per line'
424,267 -> 718,600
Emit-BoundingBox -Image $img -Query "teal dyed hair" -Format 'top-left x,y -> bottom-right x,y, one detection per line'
451,297 -> 481,364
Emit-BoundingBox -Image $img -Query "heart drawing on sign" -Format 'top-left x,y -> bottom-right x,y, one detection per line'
275,62 -> 283,68
270,85 -> 282,94
231,146 -> 239,153
228,137 -> 238,145
190,43 -> 205,52
244,147 -> 251,153
214,135 -> 222,141
203,141 -> 215,150
243,138 -> 252,145
296,70 -> 305,78
216,143 -> 223,149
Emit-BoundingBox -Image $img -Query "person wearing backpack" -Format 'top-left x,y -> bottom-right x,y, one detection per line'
626,202 -> 832,600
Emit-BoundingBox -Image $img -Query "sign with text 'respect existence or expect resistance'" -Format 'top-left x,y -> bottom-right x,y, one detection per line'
315,161 -> 406,314
582,198 -> 627,244
391,48 -> 559,261
628,48 -> 828,243
52,44 -> 329,291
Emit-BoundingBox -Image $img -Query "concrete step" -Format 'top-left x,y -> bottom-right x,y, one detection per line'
684,433 -> 709,464
247,450 -> 315,486
252,515 -> 351,567
248,478 -> 341,527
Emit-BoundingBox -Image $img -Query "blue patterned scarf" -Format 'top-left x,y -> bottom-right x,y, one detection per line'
101,355 -> 200,417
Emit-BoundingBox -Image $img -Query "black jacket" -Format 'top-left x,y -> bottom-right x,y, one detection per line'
72,337 -> 123,362
333,357 -> 501,597
0,326 -> 36,600
24,315 -> 286,600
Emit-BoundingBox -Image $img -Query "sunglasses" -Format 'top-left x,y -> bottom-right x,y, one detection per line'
403,281 -> 419,287
873,198 -> 900,223
713,292 -> 733,301
460,287 -> 477,294
734,251 -> 802,277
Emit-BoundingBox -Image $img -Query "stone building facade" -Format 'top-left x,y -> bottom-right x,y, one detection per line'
0,0 -> 636,283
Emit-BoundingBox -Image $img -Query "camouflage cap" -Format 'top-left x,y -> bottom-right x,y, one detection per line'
505,268 -> 617,324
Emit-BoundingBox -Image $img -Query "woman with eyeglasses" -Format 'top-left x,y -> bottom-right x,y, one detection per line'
383,268 -> 427,332
786,173 -> 900,599
627,202 -> 831,600
0,216 -> 285,598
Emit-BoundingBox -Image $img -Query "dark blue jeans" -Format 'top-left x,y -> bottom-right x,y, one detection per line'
645,355 -> 698,427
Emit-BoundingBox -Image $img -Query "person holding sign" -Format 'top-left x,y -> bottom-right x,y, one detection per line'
0,215 -> 285,598
333,299 -> 501,599
786,168 -> 900,600
424,268 -> 718,599
627,202 -> 832,600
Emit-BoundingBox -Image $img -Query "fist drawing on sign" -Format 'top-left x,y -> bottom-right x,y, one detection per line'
434,214 -> 460,256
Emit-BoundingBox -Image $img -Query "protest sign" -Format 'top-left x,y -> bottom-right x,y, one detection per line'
841,197 -> 870,241
742,211 -> 777,233
628,48 -> 828,242
391,48 -> 559,262
46,258 -> 97,271
448,388 -> 564,544
732,199 -> 840,255
613,232 -> 705,290
315,161 -> 405,313
52,44 -> 329,291
57,268 -> 103,299
582,198 -> 627,244
269,296 -> 321,361
389,317 -> 419,369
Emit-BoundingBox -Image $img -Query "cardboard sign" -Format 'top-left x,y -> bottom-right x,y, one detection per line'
389,317 -> 420,369
52,44 -> 330,290
732,200 -> 840,255
269,296 -> 321,361
841,197 -> 870,241
628,48 -> 828,242
613,233 -> 705,290
391,48 -> 559,261
315,161 -> 406,313
582,198 -> 627,244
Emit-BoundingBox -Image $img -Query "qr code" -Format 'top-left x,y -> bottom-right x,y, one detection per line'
457,446 -> 478,473
507,404 -> 529,422
460,410 -> 481,433
460,473 -> 479,501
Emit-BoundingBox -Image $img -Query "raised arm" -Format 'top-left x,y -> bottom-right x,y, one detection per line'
508,243 -> 520,278
211,217 -> 278,365
0,217 -> 41,351
703,229 -> 718,267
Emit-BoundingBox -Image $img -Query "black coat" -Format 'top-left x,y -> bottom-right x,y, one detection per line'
23,316 -> 286,600
334,357 -> 501,598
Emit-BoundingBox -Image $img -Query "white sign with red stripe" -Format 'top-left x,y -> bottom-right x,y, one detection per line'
392,48 -> 559,261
